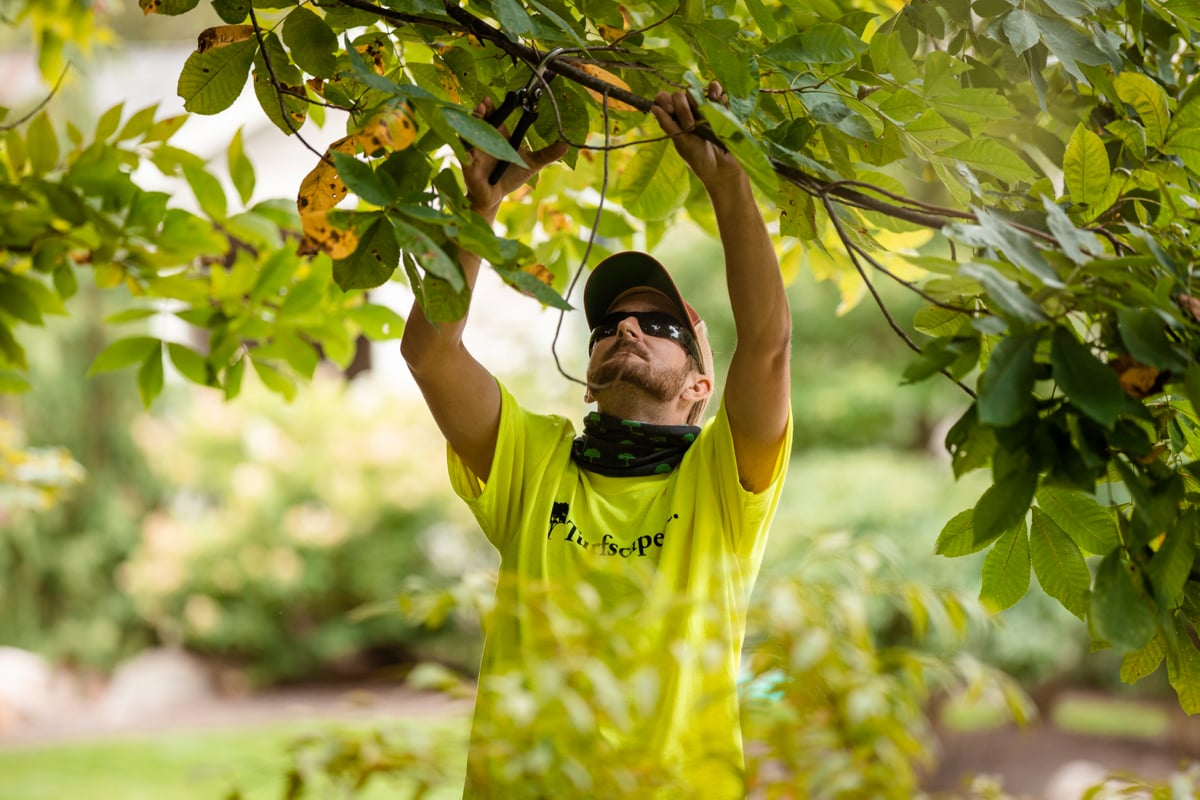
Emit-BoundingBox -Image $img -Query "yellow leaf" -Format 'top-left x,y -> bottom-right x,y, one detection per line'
94,263 -> 124,289
355,42 -> 388,76
353,106 -> 417,154
522,262 -> 555,287
539,206 -> 571,234
598,24 -> 625,43
299,211 -> 359,259
297,136 -> 356,215
575,63 -> 639,112
197,25 -> 256,53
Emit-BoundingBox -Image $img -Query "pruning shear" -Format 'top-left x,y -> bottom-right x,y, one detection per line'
482,47 -> 565,185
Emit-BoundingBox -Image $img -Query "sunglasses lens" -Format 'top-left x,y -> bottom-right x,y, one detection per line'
589,311 -> 699,363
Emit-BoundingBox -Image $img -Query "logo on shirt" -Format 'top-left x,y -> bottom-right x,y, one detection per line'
545,502 -> 679,559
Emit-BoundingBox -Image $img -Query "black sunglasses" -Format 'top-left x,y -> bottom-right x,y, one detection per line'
588,311 -> 701,365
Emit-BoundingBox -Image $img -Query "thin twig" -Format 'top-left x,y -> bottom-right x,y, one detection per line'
550,90 -> 616,388
1,65 -> 70,131
821,193 -> 977,398
247,6 -> 327,162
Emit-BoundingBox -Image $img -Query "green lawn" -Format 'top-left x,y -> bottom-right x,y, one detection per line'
0,717 -> 469,800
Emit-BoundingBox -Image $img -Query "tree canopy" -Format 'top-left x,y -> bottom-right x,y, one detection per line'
4,0 -> 1200,708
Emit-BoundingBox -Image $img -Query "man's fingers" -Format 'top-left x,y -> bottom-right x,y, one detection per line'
526,141 -> 570,170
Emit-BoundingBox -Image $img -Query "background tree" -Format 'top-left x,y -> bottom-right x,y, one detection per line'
4,0 -> 1200,709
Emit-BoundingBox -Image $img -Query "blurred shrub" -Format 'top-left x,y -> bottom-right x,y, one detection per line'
258,529 -> 1030,799
0,299 -> 162,670
121,370 -> 494,686
0,417 -> 84,519
741,532 -> 1031,800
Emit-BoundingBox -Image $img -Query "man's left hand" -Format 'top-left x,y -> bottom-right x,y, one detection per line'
650,83 -> 743,188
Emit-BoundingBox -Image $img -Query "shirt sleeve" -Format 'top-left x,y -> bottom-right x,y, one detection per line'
447,379 -> 573,552
693,399 -> 792,564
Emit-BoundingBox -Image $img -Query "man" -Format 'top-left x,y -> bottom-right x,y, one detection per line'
401,83 -> 792,798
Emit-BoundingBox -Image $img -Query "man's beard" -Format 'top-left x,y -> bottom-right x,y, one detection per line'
587,346 -> 690,403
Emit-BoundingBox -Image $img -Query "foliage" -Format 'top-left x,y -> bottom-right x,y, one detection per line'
740,533 -> 1031,799
120,371 -> 491,685
244,532 -> 1029,799
4,0 -> 1200,706
0,299 -> 163,670
0,415 -> 83,519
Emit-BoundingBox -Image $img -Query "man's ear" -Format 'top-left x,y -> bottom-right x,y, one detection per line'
681,373 -> 713,403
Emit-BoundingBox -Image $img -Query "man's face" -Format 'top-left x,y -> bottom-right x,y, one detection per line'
585,290 -> 696,403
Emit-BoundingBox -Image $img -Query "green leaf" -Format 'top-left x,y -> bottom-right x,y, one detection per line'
1185,365 -> 1200,417
939,139 -> 1034,184
1034,15 -> 1112,83
525,0 -> 588,48
913,306 -> 970,337
1114,71 -> 1170,149
182,163 -> 228,221
744,0 -> 778,39
228,128 -> 256,206
178,38 -> 257,115
253,31 -> 306,135
1035,486 -> 1119,555
980,519 -> 1031,612
137,347 -> 165,408
167,342 -> 214,386
959,262 -> 1048,324
27,113 -> 59,174
117,104 -> 160,143
213,0 -> 250,23
1164,128 -> 1200,174
493,266 -> 572,310
1063,123 -> 1110,206
224,355 -> 245,400
89,337 -> 161,375
1146,512 -> 1195,611
616,138 -> 690,221
490,0 -> 535,36
1116,308 -> 1187,371
256,334 -> 319,380
1121,634 -> 1165,684
1041,197 -> 1102,265
973,467 -> 1036,548
1050,326 -> 1125,429
95,102 -> 125,142
346,304 -> 405,340
391,218 -> 462,291
251,357 -> 297,402
0,278 -> 44,325
332,216 -> 399,291
1168,620 -> 1200,714
1030,508 -> 1091,618
331,152 -> 393,207
935,508 -> 985,557
1002,9 -> 1040,56
282,6 -> 338,78
1090,550 -> 1156,651
146,0 -> 200,14
763,24 -> 866,64
977,330 -> 1040,427
440,106 -> 527,168
0,321 -> 27,370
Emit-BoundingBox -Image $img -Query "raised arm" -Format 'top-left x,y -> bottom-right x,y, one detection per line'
400,99 -> 568,481
651,85 -> 792,492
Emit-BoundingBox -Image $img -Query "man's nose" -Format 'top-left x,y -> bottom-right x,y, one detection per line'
615,315 -> 641,338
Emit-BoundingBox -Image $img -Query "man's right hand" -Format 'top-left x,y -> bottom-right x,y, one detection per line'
465,97 -> 569,220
